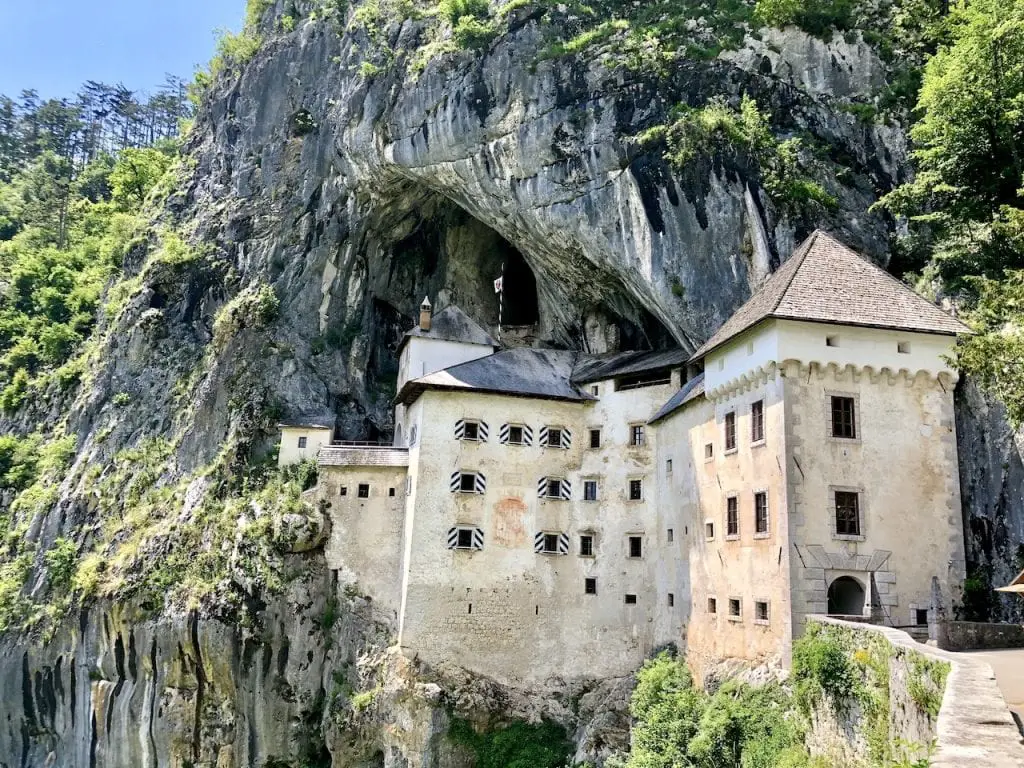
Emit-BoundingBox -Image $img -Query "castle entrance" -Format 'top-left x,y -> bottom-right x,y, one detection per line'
828,576 -> 866,616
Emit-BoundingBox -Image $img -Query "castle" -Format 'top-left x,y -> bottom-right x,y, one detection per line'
279,231 -> 969,685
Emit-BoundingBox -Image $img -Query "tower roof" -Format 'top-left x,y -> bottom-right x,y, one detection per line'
690,230 -> 969,361
398,305 -> 498,352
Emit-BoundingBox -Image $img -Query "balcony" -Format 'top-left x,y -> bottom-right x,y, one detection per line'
318,441 -> 410,468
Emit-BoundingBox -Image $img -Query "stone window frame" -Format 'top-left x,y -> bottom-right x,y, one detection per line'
629,422 -> 647,448
753,488 -> 770,539
627,477 -> 644,502
750,398 -> 766,447
583,478 -> 600,502
754,598 -> 770,625
723,409 -> 738,455
505,424 -> 528,446
584,577 -> 597,595
830,484 -> 867,542
826,390 -> 862,444
725,494 -> 740,540
358,483 -> 370,499
460,420 -> 483,442
728,596 -> 743,622
627,534 -> 644,559
579,532 -> 596,558
589,428 -> 602,449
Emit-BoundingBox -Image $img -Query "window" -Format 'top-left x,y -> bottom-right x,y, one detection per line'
535,531 -> 569,555
297,436 -> 308,449
831,396 -> 856,439
591,385 -> 600,396
708,597 -> 718,614
628,536 -> 643,558
585,578 -> 597,594
898,341 -> 911,354
826,335 -> 839,347
726,497 -> 739,538
546,428 -> 563,448
457,529 -> 474,549
508,425 -> 524,445
668,593 -> 675,607
589,429 -> 601,449
543,533 -> 560,553
751,400 -> 764,443
629,479 -> 643,501
584,480 -> 599,501
358,484 -> 369,498
746,341 -> 754,355
410,426 -> 418,445
579,535 -> 594,557
755,600 -> 770,624
705,521 -> 715,540
835,491 -> 861,536
389,487 -> 396,497
667,528 -> 674,543
340,486 -> 348,497
630,424 -> 646,447
724,411 -> 736,452
755,492 -> 768,535
448,526 -> 484,551
705,443 -> 714,460
666,459 -> 673,474
465,422 -> 480,441
539,477 -> 570,500
729,598 -> 742,620
625,594 -> 638,605
547,479 -> 562,499
916,608 -> 928,626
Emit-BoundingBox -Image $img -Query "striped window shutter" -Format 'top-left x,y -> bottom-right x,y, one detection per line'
537,478 -> 571,499
478,421 -> 489,441
447,527 -> 484,550
533,531 -> 546,553
455,420 -> 490,441
450,471 -> 486,494
538,426 -> 549,446
537,477 -> 548,498
454,420 -> 466,440
533,531 -> 570,555
559,479 -> 571,500
522,425 -> 533,445
557,532 -> 570,554
560,429 -> 572,449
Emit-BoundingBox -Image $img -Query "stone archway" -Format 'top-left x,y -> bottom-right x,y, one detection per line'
828,576 -> 866,616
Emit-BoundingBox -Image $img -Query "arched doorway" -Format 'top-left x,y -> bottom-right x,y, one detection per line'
828,576 -> 866,616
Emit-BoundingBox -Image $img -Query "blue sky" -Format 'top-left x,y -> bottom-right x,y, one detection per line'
0,0 -> 246,99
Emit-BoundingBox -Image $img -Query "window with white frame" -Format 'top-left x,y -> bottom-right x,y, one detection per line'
630,424 -> 646,447
579,534 -> 595,557
297,436 -> 308,449
583,479 -> 599,501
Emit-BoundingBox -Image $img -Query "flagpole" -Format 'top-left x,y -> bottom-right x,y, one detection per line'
497,262 -> 505,344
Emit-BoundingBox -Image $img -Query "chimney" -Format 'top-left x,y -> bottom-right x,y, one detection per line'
419,296 -> 432,332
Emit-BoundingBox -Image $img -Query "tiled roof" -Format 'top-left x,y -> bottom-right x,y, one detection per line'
572,349 -> 689,383
398,305 -> 497,352
319,446 -> 410,467
690,230 -> 969,361
649,373 -> 706,424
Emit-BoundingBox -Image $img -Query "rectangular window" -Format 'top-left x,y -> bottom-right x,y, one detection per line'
463,422 -> 479,441
543,533 -> 560,553
726,496 -> 739,537
389,487 -> 396,497
508,425 -> 524,444
705,521 -> 715,540
708,597 -> 717,614
589,429 -> 601,449
591,385 -> 600,397
584,480 -> 598,501
579,535 -> 594,557
755,492 -> 768,534
916,608 -> 928,626
668,593 -> 675,607
724,411 -> 736,452
729,598 -> 742,619
546,479 -> 563,499
629,479 -> 643,501
546,428 -> 563,447
358,483 -> 369,498
751,400 -> 764,443
667,528 -> 674,543
755,600 -> 770,624
666,459 -> 673,474
456,528 -> 474,549
297,436 -> 308,449
585,577 -> 597,595
630,424 -> 646,447
459,473 -> 477,493
831,396 -> 856,439
898,341 -> 911,354
826,335 -> 839,347
629,536 -> 643,558
835,491 -> 861,536
705,442 -> 714,460
624,594 -> 637,605
340,486 -> 348,497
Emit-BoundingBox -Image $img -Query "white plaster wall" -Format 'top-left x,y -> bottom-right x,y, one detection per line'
278,427 -> 333,467
397,338 -> 494,391
705,320 -> 956,397
397,381 -> 682,685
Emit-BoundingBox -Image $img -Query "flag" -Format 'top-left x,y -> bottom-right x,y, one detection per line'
494,276 -> 504,294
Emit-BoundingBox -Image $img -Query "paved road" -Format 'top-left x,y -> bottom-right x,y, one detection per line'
959,648 -> 1024,729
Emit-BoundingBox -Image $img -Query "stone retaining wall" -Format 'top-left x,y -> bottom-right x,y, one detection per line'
938,621 -> 1024,651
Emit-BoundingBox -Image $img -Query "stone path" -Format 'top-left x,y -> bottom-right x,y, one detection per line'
959,648 -> 1024,730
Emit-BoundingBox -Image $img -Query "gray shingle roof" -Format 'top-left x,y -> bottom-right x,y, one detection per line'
398,305 -> 498,352
572,349 -> 689,383
649,373 -> 706,424
690,230 -> 969,361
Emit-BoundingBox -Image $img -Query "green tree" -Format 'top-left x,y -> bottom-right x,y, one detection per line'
109,146 -> 173,207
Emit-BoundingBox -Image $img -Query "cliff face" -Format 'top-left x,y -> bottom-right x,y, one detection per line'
1,1 -> 1020,766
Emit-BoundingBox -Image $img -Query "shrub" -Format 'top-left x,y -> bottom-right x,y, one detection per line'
0,369 -> 30,413
453,15 -> 497,48
439,0 -> 489,24
791,624 -> 858,712
754,0 -> 856,36
448,717 -> 573,768
45,538 -> 78,590
213,283 -> 280,348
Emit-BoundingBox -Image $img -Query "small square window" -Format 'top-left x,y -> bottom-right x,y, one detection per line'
389,487 -> 396,497
666,459 -> 673,474
705,521 -> 715,540
579,535 -> 595,557
546,428 -> 563,448
916,608 -> 928,626
708,597 -> 717,614
705,443 -> 714,460
297,436 -> 308,449
624,594 -> 637,605
724,411 -> 736,452
726,496 -> 739,538
340,486 -> 348,497
628,536 -> 643,558
508,425 -> 524,445
585,577 -> 597,595
591,385 -> 600,397
584,480 -> 598,501
543,533 -> 560,553
755,600 -> 769,624
629,479 -> 643,501
630,424 -> 646,447
589,429 -> 601,449
546,479 -> 563,499
463,422 -> 479,441
729,598 -> 742,619
826,335 -> 839,347
460,473 -> 477,493
668,593 -> 675,607
751,400 -> 764,443
755,492 -> 769,534
456,529 -> 474,549
898,341 -> 911,354
358,484 -> 370,498
667,528 -> 674,543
